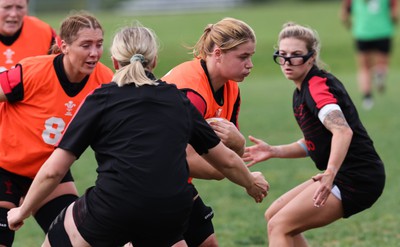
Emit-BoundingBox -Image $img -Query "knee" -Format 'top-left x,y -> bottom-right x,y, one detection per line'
199,234 -> 218,247
264,207 -> 274,222
266,215 -> 277,236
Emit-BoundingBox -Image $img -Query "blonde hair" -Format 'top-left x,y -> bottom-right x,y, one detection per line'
110,24 -> 159,87
277,22 -> 326,69
192,17 -> 256,59
50,11 -> 103,54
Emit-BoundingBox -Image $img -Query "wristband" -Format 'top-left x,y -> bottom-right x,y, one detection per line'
297,141 -> 309,156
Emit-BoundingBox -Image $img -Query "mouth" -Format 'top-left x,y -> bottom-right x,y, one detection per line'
5,19 -> 19,25
86,61 -> 97,68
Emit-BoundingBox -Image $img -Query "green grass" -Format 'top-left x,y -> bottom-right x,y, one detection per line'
13,1 -> 400,246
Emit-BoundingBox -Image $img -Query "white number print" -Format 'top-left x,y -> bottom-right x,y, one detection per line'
42,117 -> 66,145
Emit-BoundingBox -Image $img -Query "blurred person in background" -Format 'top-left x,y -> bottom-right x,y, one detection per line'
243,22 -> 385,247
0,11 -> 113,246
0,0 -> 57,72
340,0 -> 398,110
7,23 -> 268,247
162,17 -> 255,246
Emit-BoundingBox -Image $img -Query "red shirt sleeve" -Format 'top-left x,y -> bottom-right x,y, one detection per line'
186,90 -> 207,117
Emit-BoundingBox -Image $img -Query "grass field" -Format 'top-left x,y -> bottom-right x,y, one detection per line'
13,1 -> 400,246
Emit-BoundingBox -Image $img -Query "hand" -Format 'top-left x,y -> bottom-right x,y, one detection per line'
208,119 -> 245,155
311,170 -> 335,207
246,171 -> 269,203
340,11 -> 351,29
242,135 -> 274,167
392,16 -> 398,25
7,207 -> 29,231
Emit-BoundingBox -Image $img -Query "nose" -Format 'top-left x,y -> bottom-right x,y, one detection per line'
8,7 -> 18,16
283,59 -> 291,65
246,59 -> 254,69
89,46 -> 101,58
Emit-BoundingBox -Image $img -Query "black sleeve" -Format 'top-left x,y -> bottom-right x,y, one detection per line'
56,87 -> 106,159
188,102 -> 221,155
230,89 -> 241,128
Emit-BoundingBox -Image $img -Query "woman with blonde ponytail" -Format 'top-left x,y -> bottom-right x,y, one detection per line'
7,23 -> 269,247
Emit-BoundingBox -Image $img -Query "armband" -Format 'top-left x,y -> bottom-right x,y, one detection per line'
0,64 -> 24,102
297,141 -> 309,156
318,104 -> 341,123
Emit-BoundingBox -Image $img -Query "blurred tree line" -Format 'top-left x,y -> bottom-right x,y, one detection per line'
29,0 -> 118,13
30,0 -> 339,13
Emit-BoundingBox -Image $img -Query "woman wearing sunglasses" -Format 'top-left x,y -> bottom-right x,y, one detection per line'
243,22 -> 385,246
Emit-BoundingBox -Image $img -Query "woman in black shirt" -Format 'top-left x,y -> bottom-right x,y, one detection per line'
8,24 -> 269,247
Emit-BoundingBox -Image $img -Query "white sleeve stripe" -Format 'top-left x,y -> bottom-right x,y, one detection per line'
318,104 -> 342,123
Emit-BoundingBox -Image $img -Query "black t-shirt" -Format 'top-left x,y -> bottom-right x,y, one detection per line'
293,66 -> 383,172
57,79 -> 220,219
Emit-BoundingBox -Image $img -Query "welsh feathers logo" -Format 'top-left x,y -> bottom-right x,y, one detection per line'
65,100 -> 76,116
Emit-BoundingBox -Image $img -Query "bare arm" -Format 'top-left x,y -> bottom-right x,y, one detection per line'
188,118 -> 245,180
391,0 -> 398,24
312,109 -> 353,207
242,136 -> 308,167
340,0 -> 352,28
187,144 -> 225,180
208,119 -> 246,156
202,142 -> 269,203
7,148 -> 76,231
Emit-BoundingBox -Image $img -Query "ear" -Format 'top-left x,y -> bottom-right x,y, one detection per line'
151,56 -> 157,70
311,53 -> 317,64
60,40 -> 68,55
111,57 -> 120,70
214,47 -> 222,60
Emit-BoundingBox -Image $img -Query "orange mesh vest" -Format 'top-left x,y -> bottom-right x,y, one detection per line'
0,16 -> 54,72
163,59 -> 240,184
0,55 -> 113,178
162,59 -> 239,120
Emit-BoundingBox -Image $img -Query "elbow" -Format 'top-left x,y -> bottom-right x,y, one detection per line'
222,150 -> 243,170
345,127 -> 353,139
340,127 -> 353,146
212,172 -> 225,181
42,168 -> 65,181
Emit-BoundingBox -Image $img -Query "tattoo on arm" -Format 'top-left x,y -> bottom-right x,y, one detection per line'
324,110 -> 349,130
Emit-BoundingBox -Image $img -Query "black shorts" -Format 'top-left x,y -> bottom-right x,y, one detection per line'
73,187 -> 192,247
335,161 -> 385,218
355,38 -> 392,53
0,167 -> 74,206
184,192 -> 215,246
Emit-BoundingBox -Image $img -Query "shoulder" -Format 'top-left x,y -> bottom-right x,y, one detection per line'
23,16 -> 53,31
170,59 -> 201,71
162,59 -> 204,82
19,55 -> 55,68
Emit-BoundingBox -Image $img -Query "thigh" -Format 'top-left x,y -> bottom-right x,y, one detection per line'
64,203 -> 91,247
266,179 -> 314,220
270,181 -> 343,234
46,203 -> 89,247
184,195 -> 215,247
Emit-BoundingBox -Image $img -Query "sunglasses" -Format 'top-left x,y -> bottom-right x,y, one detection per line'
273,50 -> 314,66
